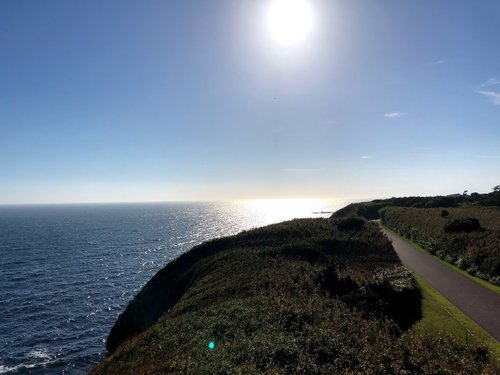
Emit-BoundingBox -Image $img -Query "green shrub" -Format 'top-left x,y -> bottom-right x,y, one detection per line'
337,217 -> 365,231
444,218 -> 482,233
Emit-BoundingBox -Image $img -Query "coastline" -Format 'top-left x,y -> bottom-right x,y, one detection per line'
92,216 -> 498,374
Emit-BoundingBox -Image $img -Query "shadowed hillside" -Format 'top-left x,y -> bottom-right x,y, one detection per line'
93,218 -> 496,374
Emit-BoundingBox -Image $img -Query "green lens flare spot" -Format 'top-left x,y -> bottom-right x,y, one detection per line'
208,341 -> 215,350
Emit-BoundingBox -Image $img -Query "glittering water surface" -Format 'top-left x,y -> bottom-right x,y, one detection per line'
0,200 -> 340,374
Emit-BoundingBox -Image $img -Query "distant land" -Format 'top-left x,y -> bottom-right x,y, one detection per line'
92,188 -> 500,374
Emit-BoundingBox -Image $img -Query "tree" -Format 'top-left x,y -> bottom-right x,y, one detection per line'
493,185 -> 500,193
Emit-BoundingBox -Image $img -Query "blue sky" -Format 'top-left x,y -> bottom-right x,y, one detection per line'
1,0 -> 499,204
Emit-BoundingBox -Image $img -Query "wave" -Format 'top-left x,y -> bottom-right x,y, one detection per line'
28,348 -> 51,360
0,348 -> 56,374
0,359 -> 57,374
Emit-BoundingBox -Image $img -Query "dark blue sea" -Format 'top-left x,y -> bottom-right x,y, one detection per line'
0,200 -> 337,374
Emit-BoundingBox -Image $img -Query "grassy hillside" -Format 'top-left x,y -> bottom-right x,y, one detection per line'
379,206 -> 500,284
93,218 -> 497,374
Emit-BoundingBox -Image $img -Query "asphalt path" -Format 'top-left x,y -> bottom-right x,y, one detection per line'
381,227 -> 500,342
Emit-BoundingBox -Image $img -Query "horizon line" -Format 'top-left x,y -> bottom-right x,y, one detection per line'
0,197 -> 347,207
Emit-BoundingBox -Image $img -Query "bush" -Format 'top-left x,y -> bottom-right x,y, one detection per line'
337,217 -> 366,231
444,218 -> 482,233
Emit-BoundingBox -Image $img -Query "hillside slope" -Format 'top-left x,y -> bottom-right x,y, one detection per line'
93,218 -> 496,374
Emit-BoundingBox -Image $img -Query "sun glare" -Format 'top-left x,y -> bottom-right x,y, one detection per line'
242,199 -> 334,225
267,0 -> 313,47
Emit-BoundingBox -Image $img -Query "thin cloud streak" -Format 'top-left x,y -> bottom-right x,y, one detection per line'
360,155 -> 373,160
279,168 -> 319,174
477,90 -> 500,106
384,112 -> 406,118
477,78 -> 500,106
479,78 -> 500,88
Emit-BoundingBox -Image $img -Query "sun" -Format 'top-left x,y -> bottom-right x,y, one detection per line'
267,0 -> 313,47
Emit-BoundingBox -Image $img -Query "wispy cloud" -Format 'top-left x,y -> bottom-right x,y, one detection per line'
279,168 -> 319,174
477,78 -> 500,106
429,60 -> 445,66
383,112 -> 406,118
479,77 -> 500,88
360,155 -> 373,160
476,77 -> 500,106
477,90 -> 500,106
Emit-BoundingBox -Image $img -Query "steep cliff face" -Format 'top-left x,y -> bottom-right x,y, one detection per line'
94,218 -> 496,374
106,236 -> 235,353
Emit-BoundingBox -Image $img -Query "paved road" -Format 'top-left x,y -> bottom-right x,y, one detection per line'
381,228 -> 500,342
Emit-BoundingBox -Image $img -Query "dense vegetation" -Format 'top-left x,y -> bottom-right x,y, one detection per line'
380,207 -> 500,285
331,188 -> 500,284
93,218 -> 497,374
331,189 -> 500,221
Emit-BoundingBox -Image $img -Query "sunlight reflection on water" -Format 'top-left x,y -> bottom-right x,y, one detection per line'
0,199 -> 346,374
239,198 -> 339,225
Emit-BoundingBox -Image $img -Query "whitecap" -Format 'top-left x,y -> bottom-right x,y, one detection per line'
29,347 -> 51,360
0,357 -> 57,374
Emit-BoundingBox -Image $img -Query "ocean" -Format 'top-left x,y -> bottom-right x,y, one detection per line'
0,200 -> 338,374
